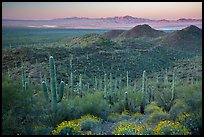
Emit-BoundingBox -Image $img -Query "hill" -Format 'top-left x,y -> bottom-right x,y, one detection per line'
113,24 -> 166,41
158,25 -> 202,53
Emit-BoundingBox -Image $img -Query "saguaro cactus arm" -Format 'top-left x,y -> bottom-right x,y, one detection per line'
42,81 -> 50,102
58,81 -> 65,103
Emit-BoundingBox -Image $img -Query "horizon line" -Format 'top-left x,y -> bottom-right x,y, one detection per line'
2,15 -> 202,21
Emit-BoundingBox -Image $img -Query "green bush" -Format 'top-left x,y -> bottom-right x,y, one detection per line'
131,112 -> 145,120
169,81 -> 202,122
169,99 -> 188,120
175,81 -> 202,113
147,109 -> 169,123
153,120 -> 191,135
62,91 -> 111,121
145,102 -> 163,114
176,112 -> 202,135
112,121 -> 137,135
2,75 -> 33,135
111,100 -> 125,113
107,112 -> 120,122
80,119 -> 101,131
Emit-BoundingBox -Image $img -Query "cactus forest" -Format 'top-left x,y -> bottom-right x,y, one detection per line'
2,15 -> 202,136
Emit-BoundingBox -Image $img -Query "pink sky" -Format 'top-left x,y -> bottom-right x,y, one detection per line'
2,2 -> 202,20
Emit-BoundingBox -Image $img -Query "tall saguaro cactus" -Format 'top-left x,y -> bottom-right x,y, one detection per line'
104,73 -> 107,99
118,74 -> 122,96
94,76 -> 98,91
125,92 -> 129,111
22,64 -> 26,90
126,71 -> 129,91
70,72 -> 73,96
69,55 -> 73,97
41,56 -> 65,113
164,69 -> 168,90
109,73 -> 113,104
141,70 -> 147,114
78,74 -> 82,97
171,71 -> 175,102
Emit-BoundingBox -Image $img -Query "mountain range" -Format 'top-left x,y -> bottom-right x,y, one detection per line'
2,24 -> 202,80
65,24 -> 202,54
2,16 -> 202,30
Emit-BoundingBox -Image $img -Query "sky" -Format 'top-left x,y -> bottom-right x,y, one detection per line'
2,2 -> 202,20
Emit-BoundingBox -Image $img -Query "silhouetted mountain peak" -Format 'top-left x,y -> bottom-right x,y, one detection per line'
182,25 -> 201,32
117,24 -> 165,39
132,24 -> 152,30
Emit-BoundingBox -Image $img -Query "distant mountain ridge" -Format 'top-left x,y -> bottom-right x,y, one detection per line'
159,25 -> 202,53
2,16 -> 202,30
117,24 -> 166,39
79,24 -> 202,53
3,16 -> 201,23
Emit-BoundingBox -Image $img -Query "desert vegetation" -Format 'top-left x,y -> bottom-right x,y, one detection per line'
2,24 -> 202,135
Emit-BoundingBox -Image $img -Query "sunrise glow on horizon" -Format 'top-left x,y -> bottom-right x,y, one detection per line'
2,2 -> 202,20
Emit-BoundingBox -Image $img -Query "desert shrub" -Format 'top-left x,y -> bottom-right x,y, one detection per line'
168,99 -> 188,120
112,121 -> 137,135
153,120 -> 191,135
2,110 -> 20,135
125,87 -> 143,112
61,91 -> 111,121
112,121 -> 153,135
147,109 -> 169,123
79,115 -> 102,131
111,100 -> 125,113
131,112 -> 145,120
145,102 -> 163,114
175,81 -> 202,113
80,119 -> 100,131
51,114 -> 102,135
80,91 -> 111,118
135,123 -> 153,135
34,125 -> 53,135
119,109 -> 132,121
107,112 -> 120,122
175,112 -> 202,135
51,119 -> 81,135
169,81 -> 202,123
2,76 -> 33,135
62,97 -> 84,120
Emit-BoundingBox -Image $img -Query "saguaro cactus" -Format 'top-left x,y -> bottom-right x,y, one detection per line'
114,79 -> 118,98
42,81 -> 49,102
118,74 -> 122,96
99,78 -> 103,92
41,56 -> 65,113
78,74 -> 82,97
70,72 -> 73,96
69,55 -> 73,97
109,73 -> 113,104
164,69 -> 168,90
22,64 -> 26,90
141,70 -> 147,114
126,71 -> 129,91
125,92 -> 129,111
7,68 -> 11,78
94,76 -> 98,91
171,71 -> 175,102
104,73 -> 107,99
